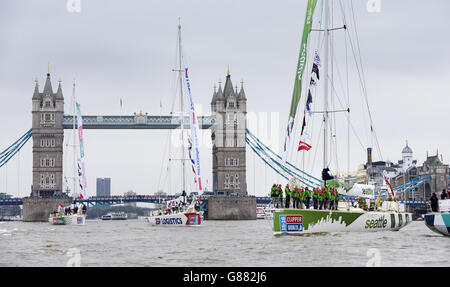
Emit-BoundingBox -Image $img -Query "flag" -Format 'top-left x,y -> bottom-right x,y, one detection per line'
302,131 -> 311,141
300,115 -> 306,135
58,202 -> 65,208
282,0 -> 318,163
312,63 -> 320,80
298,140 -> 312,151
307,90 -> 313,105
314,51 -> 321,67
384,176 -> 395,200
305,90 -> 313,116
306,103 -> 312,116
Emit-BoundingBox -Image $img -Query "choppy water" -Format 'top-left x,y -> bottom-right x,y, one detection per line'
0,219 -> 448,267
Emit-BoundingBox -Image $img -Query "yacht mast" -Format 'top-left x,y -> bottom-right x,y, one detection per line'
177,21 -> 186,195
72,82 -> 77,197
323,0 -> 330,169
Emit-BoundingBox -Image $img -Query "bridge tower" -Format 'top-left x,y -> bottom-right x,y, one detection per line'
211,69 -> 247,196
31,72 -> 64,197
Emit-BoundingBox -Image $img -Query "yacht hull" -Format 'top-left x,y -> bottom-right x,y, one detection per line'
273,209 -> 412,235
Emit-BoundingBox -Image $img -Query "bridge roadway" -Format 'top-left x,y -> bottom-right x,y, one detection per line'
62,115 -> 216,129
0,195 -> 427,208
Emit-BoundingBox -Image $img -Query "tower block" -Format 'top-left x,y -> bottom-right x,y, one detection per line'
210,70 -> 247,196
31,72 -> 65,197
209,69 -> 255,220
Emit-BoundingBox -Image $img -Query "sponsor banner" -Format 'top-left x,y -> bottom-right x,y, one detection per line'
279,215 -> 303,232
184,67 -> 203,195
76,102 -> 89,199
156,217 -> 184,225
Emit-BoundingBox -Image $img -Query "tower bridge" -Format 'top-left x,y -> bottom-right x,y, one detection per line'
20,69 -> 253,221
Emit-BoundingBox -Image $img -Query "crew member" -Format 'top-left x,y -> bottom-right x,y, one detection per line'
319,187 -> 324,210
299,188 -> 305,209
334,190 -> 340,210
273,184 -> 280,208
293,187 -> 299,209
329,188 -> 335,210
285,184 -> 291,208
313,188 -> 319,209
323,187 -> 329,210
304,187 -> 311,209
278,184 -> 283,208
270,184 -> 277,207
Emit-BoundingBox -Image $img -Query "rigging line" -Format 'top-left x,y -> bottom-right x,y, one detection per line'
308,118 -> 323,179
17,150 -> 20,197
342,0 -> 350,175
349,0 -> 383,161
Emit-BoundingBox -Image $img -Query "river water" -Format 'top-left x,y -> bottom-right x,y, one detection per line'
0,219 -> 448,267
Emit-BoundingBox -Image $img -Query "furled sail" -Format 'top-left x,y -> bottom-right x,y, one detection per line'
282,0 -> 318,163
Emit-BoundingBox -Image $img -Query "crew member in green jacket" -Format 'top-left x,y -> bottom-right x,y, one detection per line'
292,187 -> 299,208
284,184 -> 291,208
272,184 -> 280,208
299,188 -> 304,209
334,190 -> 340,210
313,188 -> 319,209
319,188 -> 325,210
326,187 -> 332,210
304,187 -> 311,209
278,184 -> 283,206
322,187 -> 328,210
329,188 -> 335,210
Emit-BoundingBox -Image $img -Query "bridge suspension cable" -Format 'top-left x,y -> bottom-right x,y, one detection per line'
0,129 -> 32,168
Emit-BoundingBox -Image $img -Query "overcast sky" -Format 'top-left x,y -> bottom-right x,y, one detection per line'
0,0 -> 449,198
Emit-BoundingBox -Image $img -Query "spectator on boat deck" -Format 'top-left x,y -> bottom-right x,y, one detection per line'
430,193 -> 439,212
441,189 -> 448,200
82,204 -> 87,215
73,205 -> 78,214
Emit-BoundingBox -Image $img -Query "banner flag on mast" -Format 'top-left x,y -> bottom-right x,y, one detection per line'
76,102 -> 89,199
282,0 -> 318,163
184,67 -> 203,195
384,176 -> 395,201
